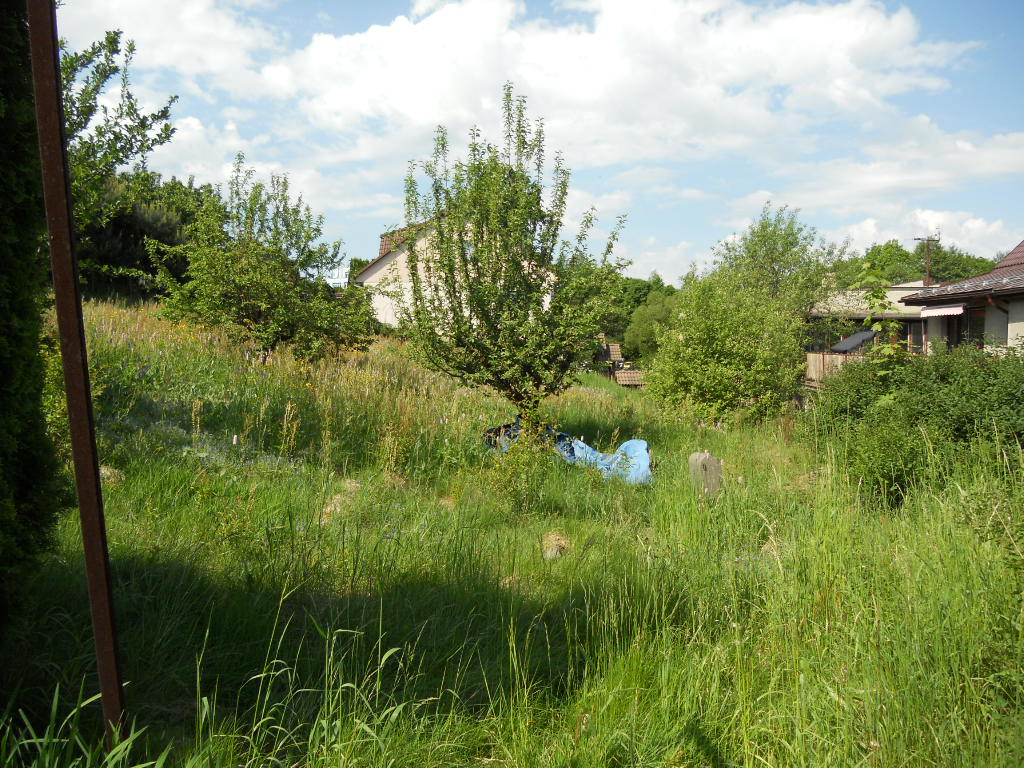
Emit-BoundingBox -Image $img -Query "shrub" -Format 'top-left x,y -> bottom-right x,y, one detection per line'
806,345 -> 1024,501
154,154 -> 372,360
647,268 -> 806,421
0,7 -> 72,623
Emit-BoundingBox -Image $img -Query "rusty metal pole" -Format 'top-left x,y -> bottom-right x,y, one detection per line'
26,0 -> 126,747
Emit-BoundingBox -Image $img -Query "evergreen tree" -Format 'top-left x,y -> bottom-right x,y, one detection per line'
0,3 -> 72,624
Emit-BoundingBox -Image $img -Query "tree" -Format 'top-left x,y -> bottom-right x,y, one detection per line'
1,4 -> 72,623
648,204 -> 841,419
153,154 -> 372,360
917,239 -> 996,284
60,30 -> 176,281
76,170 -> 219,294
347,257 -> 370,285
832,238 -> 996,289
647,269 -> 806,420
401,84 -> 625,420
623,287 -> 679,360
713,202 -> 845,316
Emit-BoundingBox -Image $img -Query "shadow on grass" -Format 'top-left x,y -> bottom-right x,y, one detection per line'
1,546 -> 696,751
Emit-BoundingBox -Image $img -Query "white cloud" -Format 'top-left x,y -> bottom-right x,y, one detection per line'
628,239 -> 703,282
56,0 -> 1018,272
58,0 -> 280,97
830,209 -> 1024,260
780,117 -> 1024,216
410,0 -> 464,19
158,0 -> 977,175
563,187 -> 631,237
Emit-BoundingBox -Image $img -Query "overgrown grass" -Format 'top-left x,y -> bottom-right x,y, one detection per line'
2,299 -> 1022,766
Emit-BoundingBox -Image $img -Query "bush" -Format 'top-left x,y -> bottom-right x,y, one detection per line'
806,345 -> 1024,501
0,7 -> 72,623
154,154 -> 372,360
647,268 -> 806,421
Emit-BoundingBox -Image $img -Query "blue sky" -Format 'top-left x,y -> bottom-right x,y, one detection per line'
58,0 -> 1024,284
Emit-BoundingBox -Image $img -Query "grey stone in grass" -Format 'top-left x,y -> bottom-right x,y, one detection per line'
688,451 -> 723,495
541,531 -> 571,561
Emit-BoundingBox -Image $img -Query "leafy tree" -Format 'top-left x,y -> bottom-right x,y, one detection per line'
61,30 -> 176,280
1,4 -> 72,623
153,154 -> 372,360
601,275 -> 654,339
623,286 -> 679,360
647,268 -> 806,420
918,239 -> 996,284
401,84 -> 625,420
77,170 -> 218,293
648,203 -> 841,419
347,257 -> 370,285
832,238 -> 996,289
713,202 -> 845,315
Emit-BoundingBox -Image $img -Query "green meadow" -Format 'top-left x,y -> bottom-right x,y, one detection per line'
2,300 -> 1022,767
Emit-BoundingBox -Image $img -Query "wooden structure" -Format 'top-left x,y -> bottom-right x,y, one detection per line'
613,368 -> 646,388
804,351 -> 864,388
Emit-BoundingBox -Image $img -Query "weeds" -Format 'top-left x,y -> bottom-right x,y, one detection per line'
3,299 -> 1022,766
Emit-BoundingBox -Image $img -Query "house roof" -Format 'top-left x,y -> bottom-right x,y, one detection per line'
613,369 -> 645,387
353,225 -> 421,283
598,342 -> 624,362
901,239 -> 1024,305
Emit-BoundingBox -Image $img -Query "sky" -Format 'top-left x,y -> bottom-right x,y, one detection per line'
57,0 -> 1024,284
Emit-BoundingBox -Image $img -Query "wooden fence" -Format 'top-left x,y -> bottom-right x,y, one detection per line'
804,352 -> 863,387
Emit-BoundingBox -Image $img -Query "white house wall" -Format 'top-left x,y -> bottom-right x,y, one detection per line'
985,304 -> 1009,346
1008,299 -> 1024,347
357,233 -> 433,327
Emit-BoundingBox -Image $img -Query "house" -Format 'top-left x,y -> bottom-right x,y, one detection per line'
352,228 -> 424,326
811,280 -> 928,352
899,239 -> 1024,349
805,281 -> 926,386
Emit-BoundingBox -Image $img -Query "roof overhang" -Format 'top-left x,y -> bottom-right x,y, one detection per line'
920,303 -> 965,318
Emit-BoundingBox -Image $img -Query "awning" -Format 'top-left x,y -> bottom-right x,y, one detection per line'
830,330 -> 876,353
920,303 -> 965,318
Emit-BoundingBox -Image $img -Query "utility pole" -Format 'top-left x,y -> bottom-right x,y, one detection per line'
915,235 -> 939,286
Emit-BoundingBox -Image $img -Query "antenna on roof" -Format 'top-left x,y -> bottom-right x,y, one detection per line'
915,234 -> 940,286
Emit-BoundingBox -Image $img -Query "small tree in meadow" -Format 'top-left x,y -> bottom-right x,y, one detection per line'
647,268 -> 807,420
153,154 -> 371,360
648,204 -> 840,420
401,84 -> 625,421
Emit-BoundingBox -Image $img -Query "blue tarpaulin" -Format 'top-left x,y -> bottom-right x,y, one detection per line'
484,419 -> 653,484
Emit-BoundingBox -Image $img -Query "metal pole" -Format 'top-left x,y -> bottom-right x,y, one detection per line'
26,0 -> 126,747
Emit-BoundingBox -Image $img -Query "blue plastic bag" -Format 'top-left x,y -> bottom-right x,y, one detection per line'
484,419 -> 652,485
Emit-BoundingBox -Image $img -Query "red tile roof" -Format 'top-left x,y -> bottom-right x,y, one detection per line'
901,239 -> 1024,304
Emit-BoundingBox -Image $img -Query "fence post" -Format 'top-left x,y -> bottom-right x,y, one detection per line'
26,0 -> 126,747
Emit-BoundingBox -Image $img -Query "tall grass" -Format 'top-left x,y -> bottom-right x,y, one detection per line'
2,299 -> 1022,766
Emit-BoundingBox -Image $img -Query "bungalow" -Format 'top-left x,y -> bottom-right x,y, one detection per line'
805,281 -> 926,386
811,280 -> 928,352
899,238 -> 1024,349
